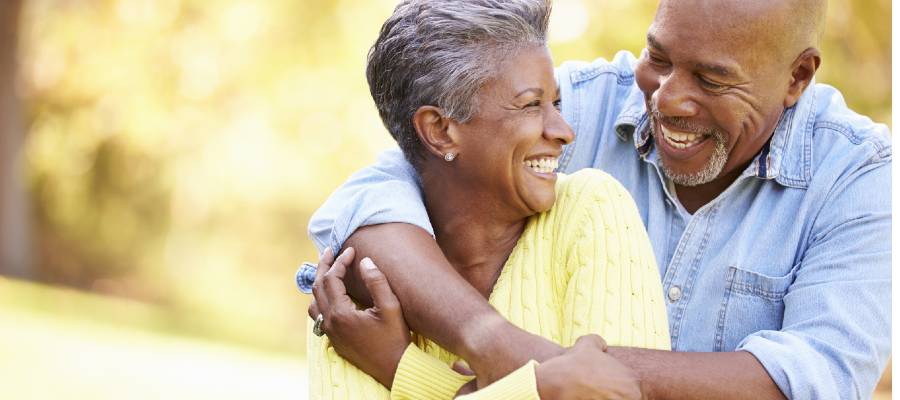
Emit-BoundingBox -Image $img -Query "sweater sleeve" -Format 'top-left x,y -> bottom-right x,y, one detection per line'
390,344 -> 472,400
455,361 -> 540,400
391,344 -> 540,400
554,170 -> 671,349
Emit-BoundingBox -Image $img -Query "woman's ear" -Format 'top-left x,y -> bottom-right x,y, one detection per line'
413,106 -> 458,159
783,47 -> 821,108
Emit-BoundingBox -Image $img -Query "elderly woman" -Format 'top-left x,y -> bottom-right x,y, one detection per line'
305,0 -> 670,398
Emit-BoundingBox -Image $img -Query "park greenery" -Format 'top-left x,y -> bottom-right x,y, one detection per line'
2,0 -> 890,397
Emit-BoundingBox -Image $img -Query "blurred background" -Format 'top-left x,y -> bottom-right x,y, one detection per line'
0,0 -> 890,398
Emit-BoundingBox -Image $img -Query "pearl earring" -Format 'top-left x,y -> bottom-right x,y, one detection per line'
444,152 -> 456,162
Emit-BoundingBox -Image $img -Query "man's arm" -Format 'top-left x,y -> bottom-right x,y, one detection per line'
609,348 -> 785,400
307,149 -> 562,384
343,223 -> 564,384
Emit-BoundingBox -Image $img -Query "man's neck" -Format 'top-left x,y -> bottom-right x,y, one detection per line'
675,167 -> 745,214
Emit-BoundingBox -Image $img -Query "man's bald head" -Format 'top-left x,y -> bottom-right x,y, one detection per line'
654,0 -> 826,66
784,0 -> 827,56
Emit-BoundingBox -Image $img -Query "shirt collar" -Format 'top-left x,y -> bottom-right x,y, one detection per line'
615,80 -> 818,188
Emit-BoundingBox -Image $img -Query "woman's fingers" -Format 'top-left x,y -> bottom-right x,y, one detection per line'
315,247 -> 334,283
312,247 -> 357,336
322,247 -> 354,302
359,257 -> 401,314
312,247 -> 336,317
308,298 -> 319,320
451,360 -> 474,376
574,334 -> 608,352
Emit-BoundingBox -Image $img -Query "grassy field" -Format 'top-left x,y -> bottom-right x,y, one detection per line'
0,277 -> 889,399
0,278 -> 307,399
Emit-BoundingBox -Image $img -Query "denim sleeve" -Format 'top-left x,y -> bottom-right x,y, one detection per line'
737,161 -> 892,400
307,148 -> 434,255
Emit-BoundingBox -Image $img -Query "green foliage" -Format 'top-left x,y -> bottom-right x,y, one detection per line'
17,0 -> 890,352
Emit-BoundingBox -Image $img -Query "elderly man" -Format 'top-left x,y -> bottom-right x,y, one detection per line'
305,0 -> 891,398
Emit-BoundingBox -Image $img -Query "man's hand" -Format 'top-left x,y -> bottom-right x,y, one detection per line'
308,247 -> 411,389
536,335 -> 643,400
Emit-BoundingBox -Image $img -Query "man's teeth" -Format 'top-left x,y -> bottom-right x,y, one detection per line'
523,157 -> 558,174
661,125 -> 705,149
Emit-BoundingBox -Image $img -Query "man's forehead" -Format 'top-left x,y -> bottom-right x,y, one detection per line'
648,0 -> 791,74
656,0 -> 792,20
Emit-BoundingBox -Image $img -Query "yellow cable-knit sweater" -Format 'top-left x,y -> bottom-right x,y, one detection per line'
308,169 -> 671,399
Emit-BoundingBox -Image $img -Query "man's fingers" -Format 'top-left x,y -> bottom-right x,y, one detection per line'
359,257 -> 401,312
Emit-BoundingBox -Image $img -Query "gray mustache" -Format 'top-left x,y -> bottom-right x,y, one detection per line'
650,109 -> 724,140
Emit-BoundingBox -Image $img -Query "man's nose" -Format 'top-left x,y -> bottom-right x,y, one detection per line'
654,72 -> 699,118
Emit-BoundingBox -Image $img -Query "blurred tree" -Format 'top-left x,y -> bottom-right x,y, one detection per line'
0,0 -> 32,278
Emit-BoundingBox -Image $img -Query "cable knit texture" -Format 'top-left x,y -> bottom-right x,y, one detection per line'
308,169 -> 671,399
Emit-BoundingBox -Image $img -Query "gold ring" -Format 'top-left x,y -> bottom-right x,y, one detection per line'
313,313 -> 325,337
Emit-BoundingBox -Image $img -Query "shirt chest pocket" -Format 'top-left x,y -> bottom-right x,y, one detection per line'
715,265 -> 796,351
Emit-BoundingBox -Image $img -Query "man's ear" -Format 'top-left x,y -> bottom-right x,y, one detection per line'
413,106 -> 458,159
783,47 -> 821,108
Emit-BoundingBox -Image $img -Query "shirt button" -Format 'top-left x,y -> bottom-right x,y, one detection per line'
667,286 -> 682,302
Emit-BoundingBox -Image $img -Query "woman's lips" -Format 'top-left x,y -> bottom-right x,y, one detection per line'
523,157 -> 558,174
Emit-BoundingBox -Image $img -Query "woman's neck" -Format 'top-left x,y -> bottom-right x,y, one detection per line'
420,167 -> 526,298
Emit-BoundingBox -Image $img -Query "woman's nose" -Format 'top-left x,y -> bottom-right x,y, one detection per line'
544,109 -> 575,145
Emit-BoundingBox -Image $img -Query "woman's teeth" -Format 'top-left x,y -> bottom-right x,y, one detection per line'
661,125 -> 706,149
523,157 -> 558,174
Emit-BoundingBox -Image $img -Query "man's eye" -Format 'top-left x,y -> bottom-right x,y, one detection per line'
698,76 -> 727,91
645,51 -> 668,66
553,99 -> 562,111
525,100 -> 541,108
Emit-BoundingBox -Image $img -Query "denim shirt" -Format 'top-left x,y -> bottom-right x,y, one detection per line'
307,51 -> 891,399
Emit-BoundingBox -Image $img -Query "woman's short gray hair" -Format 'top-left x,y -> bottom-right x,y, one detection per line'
366,0 -> 551,167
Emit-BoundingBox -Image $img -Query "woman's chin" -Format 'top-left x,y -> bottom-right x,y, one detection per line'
527,192 -> 557,214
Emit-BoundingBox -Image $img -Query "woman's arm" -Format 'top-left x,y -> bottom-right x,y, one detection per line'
340,223 -> 562,384
310,247 -> 636,399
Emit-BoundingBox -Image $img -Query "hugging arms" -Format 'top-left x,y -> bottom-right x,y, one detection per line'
302,0 -> 891,398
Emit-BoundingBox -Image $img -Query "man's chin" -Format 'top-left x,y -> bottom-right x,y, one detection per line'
659,159 -> 726,187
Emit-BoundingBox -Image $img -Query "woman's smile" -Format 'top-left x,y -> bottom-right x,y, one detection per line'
522,156 -> 559,175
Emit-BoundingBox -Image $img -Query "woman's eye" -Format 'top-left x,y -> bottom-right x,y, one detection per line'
525,100 -> 541,108
553,99 -> 562,110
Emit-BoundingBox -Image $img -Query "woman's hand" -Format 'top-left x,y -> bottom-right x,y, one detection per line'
308,247 -> 412,389
535,335 -> 643,400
